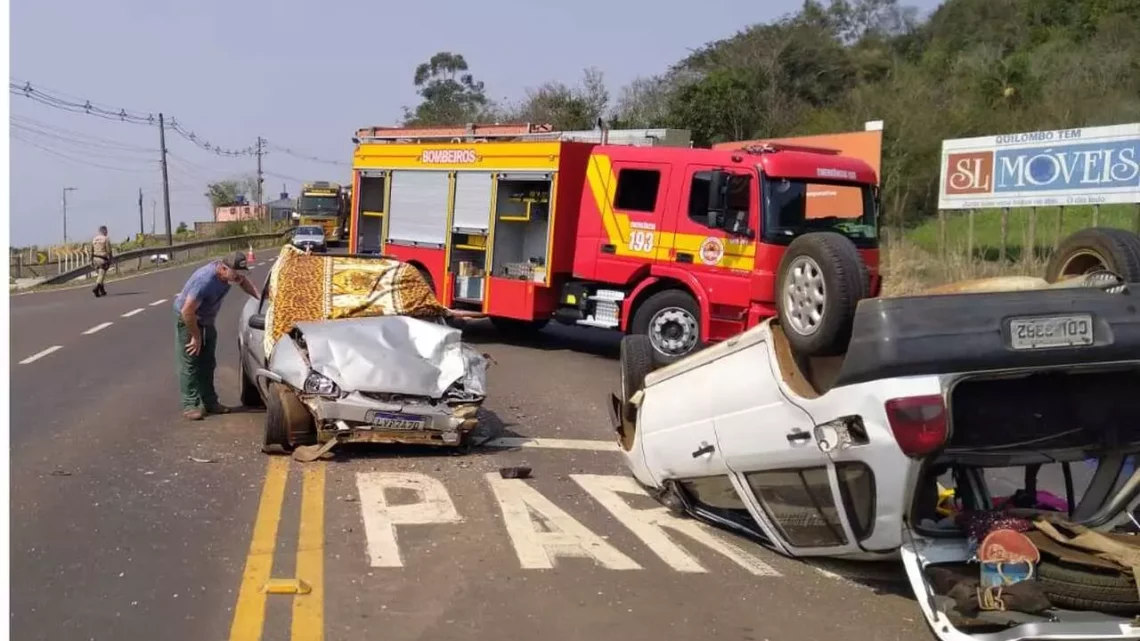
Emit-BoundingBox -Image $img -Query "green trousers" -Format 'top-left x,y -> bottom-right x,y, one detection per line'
175,314 -> 219,410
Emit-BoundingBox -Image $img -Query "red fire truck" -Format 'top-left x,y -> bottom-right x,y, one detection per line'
347,123 -> 881,364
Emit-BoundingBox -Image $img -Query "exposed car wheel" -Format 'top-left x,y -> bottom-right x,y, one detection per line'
1046,228 -> 1140,284
1037,560 -> 1140,615
776,232 -> 869,357
263,383 -> 316,454
631,289 -> 702,366
490,317 -> 549,335
617,334 -> 655,451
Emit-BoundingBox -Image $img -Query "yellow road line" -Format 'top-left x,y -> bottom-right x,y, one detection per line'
228,457 -> 290,641
292,464 -> 326,641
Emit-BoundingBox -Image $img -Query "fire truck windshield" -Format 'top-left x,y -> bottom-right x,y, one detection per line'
297,195 -> 340,215
761,175 -> 878,248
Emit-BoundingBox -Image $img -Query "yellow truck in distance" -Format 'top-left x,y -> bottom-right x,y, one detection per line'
296,181 -> 345,245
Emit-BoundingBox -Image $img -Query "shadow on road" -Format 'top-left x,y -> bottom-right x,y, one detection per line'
459,320 -> 621,361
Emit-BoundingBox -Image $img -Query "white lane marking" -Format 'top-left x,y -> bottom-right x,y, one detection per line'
121,308 -> 146,318
485,472 -> 641,571
356,472 -> 462,568
149,299 -> 167,306
19,345 -> 63,364
572,474 -> 781,576
482,437 -> 618,452
82,322 -> 113,335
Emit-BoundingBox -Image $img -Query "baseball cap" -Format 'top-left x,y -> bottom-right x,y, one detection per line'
221,251 -> 249,271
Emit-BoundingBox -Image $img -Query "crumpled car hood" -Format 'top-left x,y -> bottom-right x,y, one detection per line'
272,316 -> 485,399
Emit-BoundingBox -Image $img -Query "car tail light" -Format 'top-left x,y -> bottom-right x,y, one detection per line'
885,395 -> 947,458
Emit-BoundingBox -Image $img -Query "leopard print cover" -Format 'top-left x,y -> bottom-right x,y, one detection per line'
263,245 -> 449,356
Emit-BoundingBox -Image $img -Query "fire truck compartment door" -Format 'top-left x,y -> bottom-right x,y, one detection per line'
452,172 -> 493,232
388,171 -> 450,246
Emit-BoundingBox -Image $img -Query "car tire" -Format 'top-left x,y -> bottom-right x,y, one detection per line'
1046,228 -> 1140,284
1037,559 -> 1140,614
617,334 -> 655,451
620,334 -> 654,405
490,317 -> 549,335
630,289 -> 703,367
263,383 -> 315,454
239,354 -> 264,409
775,232 -> 869,357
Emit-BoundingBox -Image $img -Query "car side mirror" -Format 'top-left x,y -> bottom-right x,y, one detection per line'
248,314 -> 266,330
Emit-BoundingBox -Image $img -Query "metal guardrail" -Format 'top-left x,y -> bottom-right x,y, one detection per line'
37,232 -> 290,287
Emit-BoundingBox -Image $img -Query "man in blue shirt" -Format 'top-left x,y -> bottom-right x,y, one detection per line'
173,251 -> 260,420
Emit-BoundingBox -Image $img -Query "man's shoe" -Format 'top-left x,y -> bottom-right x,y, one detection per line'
182,408 -> 204,421
93,286 -> 101,297
204,404 -> 233,415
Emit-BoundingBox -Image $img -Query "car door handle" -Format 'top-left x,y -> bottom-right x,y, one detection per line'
676,252 -> 693,264
691,443 -> 715,458
786,430 -> 812,443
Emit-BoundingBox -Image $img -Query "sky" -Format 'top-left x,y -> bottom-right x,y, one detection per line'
9,0 -> 943,248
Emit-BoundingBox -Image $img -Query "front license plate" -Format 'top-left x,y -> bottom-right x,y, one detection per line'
369,411 -> 428,431
1009,314 -> 1093,350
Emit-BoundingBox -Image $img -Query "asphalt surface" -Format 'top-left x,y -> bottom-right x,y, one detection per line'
11,249 -> 935,641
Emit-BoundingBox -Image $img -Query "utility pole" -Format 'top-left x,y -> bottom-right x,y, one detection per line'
255,136 -> 266,231
138,188 -> 145,239
158,113 -> 173,246
62,186 -> 78,245
151,200 -> 157,235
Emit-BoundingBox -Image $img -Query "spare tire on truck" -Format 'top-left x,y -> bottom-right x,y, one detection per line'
775,232 -> 870,357
1046,228 -> 1140,284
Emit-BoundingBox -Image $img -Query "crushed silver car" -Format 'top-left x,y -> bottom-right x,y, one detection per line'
237,246 -> 488,452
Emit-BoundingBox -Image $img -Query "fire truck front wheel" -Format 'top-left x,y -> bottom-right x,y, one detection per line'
631,289 -> 703,366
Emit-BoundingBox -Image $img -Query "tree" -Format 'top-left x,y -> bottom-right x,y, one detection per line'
176,222 -> 189,234
205,180 -> 246,208
403,52 -> 491,126
507,68 -> 610,130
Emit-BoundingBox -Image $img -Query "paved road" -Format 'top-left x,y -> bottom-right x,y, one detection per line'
10,250 -> 931,641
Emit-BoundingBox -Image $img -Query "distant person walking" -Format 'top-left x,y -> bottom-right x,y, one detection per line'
174,251 -> 260,420
91,226 -> 112,297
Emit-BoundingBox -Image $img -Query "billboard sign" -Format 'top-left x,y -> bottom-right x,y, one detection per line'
714,122 -> 883,219
938,123 -> 1140,210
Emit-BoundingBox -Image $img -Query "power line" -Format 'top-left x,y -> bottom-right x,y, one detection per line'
11,131 -> 157,173
11,79 -> 351,166
9,80 -> 257,157
265,141 -> 349,167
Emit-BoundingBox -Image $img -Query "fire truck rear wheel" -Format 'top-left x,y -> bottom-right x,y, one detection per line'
631,289 -> 702,366
776,232 -> 869,357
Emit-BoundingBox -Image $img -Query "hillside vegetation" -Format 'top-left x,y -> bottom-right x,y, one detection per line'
400,0 -> 1140,289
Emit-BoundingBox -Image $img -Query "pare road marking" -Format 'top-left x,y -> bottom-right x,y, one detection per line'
353,472 -> 783,576
148,299 -> 167,306
121,308 -> 146,318
356,472 -> 462,568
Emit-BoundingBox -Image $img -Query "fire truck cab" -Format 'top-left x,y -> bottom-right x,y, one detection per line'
348,124 -> 880,365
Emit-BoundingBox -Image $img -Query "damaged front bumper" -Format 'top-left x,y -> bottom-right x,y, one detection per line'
300,391 -> 482,446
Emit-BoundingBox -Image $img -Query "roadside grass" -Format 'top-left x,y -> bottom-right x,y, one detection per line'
884,206 -> 1140,296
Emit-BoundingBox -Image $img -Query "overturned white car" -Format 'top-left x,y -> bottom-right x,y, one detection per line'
611,228 -> 1140,640
237,247 -> 488,452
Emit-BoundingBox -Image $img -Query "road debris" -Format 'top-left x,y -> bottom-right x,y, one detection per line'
187,456 -> 215,464
499,466 -> 532,479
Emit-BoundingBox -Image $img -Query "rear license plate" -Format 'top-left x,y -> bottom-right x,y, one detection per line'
369,411 -> 428,431
1009,314 -> 1093,350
